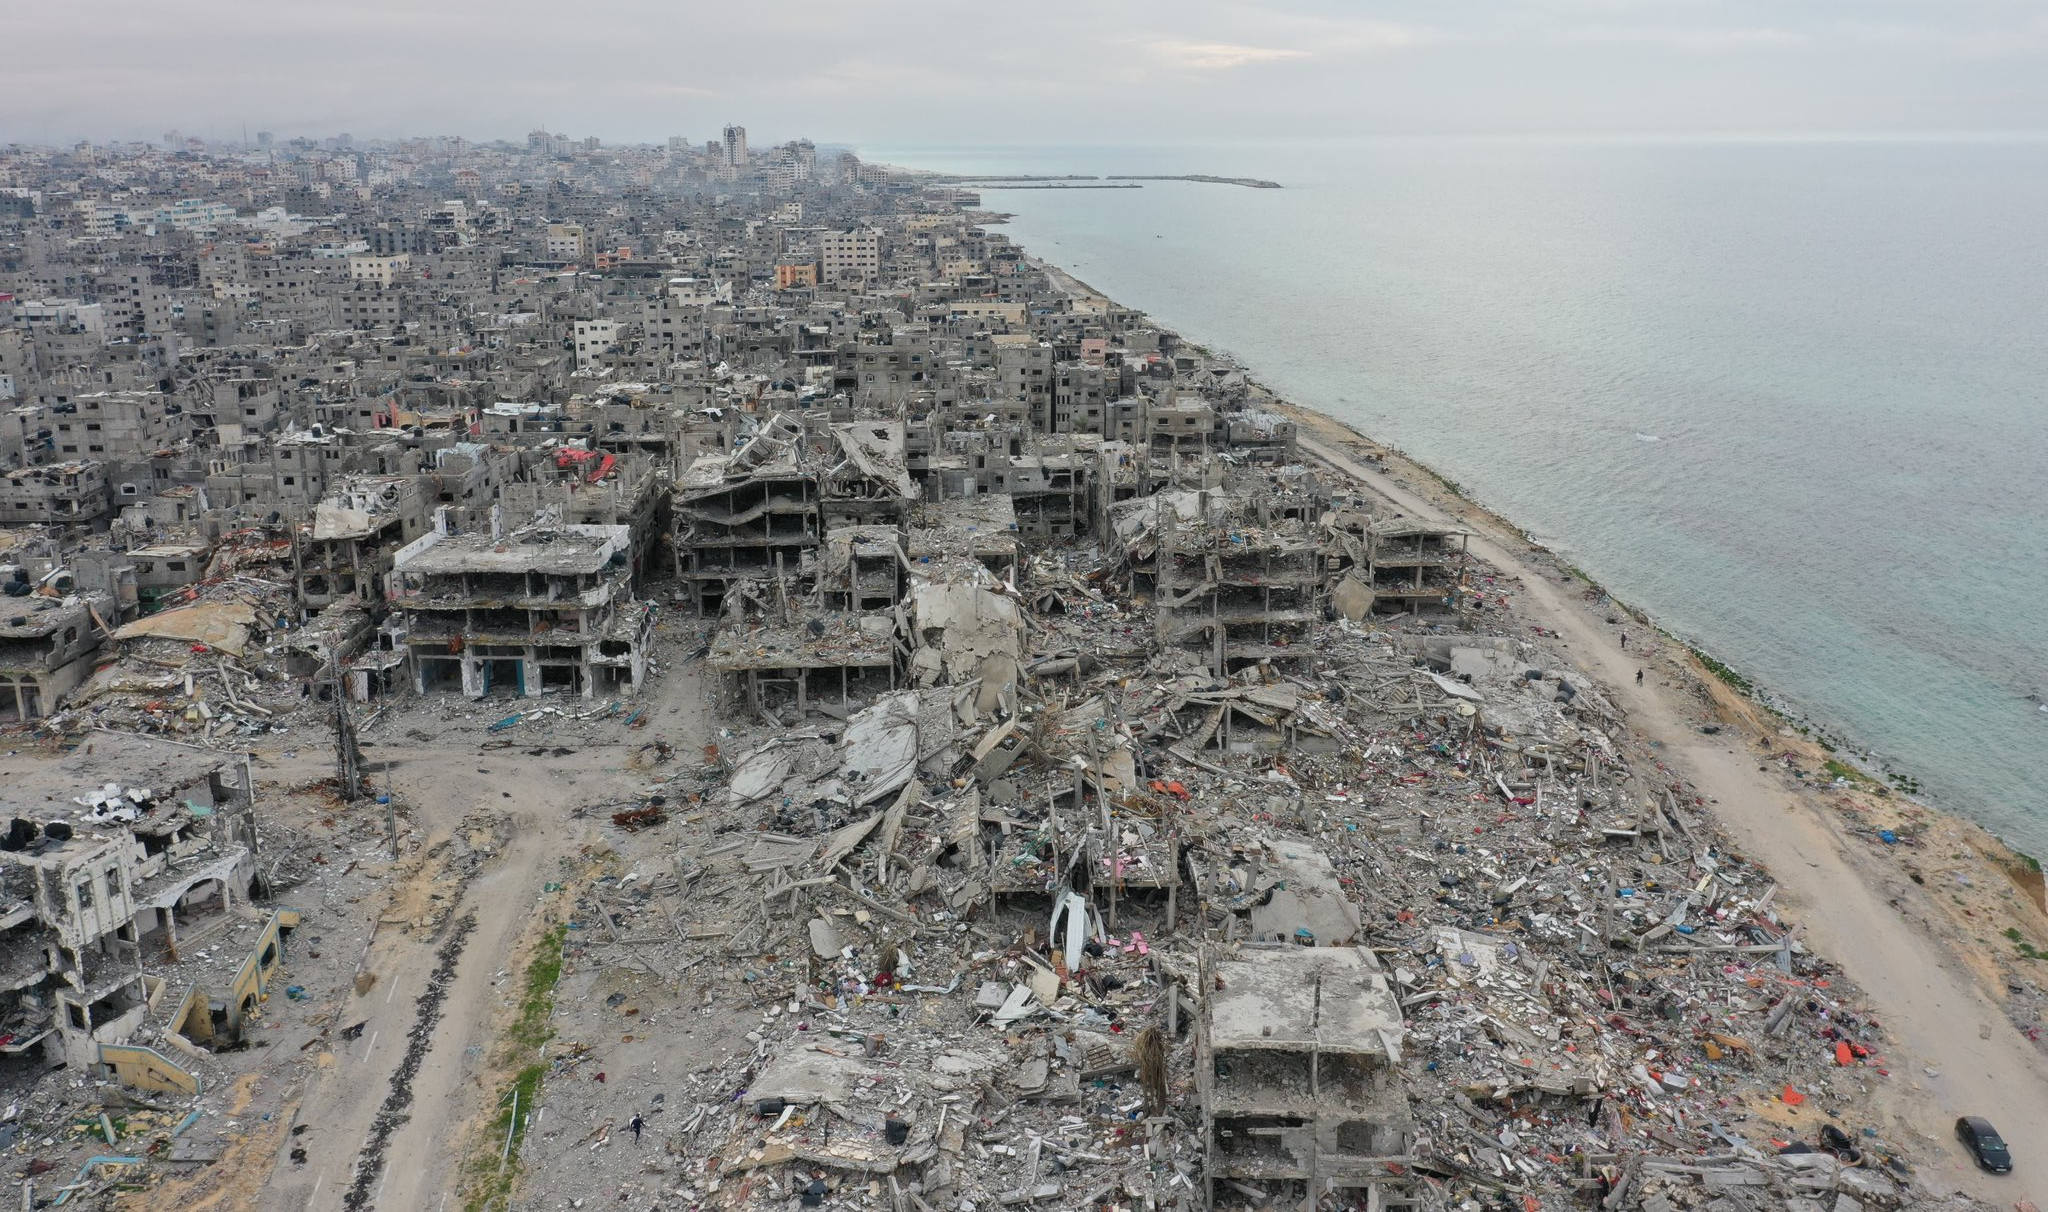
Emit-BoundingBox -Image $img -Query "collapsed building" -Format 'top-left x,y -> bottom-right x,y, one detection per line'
1201,947 -> 1414,1211
1326,514 -> 1472,620
390,518 -> 652,699
0,746 -> 261,1084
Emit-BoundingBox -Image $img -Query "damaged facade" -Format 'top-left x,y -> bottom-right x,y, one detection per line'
0,746 -> 260,1083
390,519 -> 651,699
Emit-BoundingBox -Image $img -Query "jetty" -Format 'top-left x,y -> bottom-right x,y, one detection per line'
928,172 -> 1282,190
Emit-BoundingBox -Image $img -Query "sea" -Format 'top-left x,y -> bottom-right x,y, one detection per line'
864,136 -> 2048,853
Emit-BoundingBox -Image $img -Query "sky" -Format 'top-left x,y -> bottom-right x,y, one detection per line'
5,0 -> 2048,146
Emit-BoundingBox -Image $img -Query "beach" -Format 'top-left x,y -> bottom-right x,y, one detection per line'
1296,416 -> 2048,1205
917,136 -> 2048,857
1035,252 -> 2048,1203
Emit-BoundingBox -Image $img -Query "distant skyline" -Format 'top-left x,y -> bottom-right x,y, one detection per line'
7,0 -> 2048,145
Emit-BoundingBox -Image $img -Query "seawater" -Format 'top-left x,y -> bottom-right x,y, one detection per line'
866,136 -> 2048,852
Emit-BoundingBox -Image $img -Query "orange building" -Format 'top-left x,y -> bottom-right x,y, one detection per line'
775,260 -> 820,290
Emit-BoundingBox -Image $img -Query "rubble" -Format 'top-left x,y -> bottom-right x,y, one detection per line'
0,132 -> 2015,1212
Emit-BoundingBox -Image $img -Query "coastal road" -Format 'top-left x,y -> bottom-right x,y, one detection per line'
1302,433 -> 2048,1205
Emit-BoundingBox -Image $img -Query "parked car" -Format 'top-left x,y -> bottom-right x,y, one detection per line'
1954,1116 -> 2013,1174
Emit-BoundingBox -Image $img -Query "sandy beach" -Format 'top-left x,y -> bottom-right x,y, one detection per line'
1290,414 -> 2048,1205
1027,249 -> 2048,1202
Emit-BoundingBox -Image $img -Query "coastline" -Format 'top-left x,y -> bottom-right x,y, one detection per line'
1023,249 -> 2048,1202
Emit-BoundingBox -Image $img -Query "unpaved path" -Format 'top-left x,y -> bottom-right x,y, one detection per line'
1302,432 -> 2048,1204
255,654 -> 717,1211
254,742 -> 625,1212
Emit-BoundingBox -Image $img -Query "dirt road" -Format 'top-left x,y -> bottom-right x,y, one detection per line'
254,746 -> 601,1212
250,652 -> 719,1211
1302,432 -> 2048,1204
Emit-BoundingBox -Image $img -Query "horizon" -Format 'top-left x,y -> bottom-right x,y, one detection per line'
6,0 -> 2047,144
13,128 -> 2048,152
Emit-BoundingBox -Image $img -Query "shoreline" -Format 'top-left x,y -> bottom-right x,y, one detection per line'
1021,248 -> 2048,1203
864,161 -> 1281,188
1028,253 -> 1957,828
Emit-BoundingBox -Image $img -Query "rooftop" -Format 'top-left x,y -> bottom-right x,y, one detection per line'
0,594 -> 105,640
394,524 -> 629,577
1208,946 -> 1402,1059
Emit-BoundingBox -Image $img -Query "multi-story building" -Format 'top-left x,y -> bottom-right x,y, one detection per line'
544,223 -> 588,261
0,593 -> 108,722
573,319 -> 619,367
347,253 -> 411,287
774,260 -> 820,291
994,334 -> 1055,432
95,272 -> 175,345
0,461 -> 111,523
0,751 -> 262,1074
818,228 -> 880,284
1199,947 -> 1415,1212
389,519 -> 651,700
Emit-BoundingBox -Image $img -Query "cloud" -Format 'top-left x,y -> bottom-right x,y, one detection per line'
1228,11 -> 1442,54
614,83 -> 719,101
1146,40 -> 1312,70
1557,24 -> 1810,51
1321,20 -> 1441,53
5,0 -> 2048,143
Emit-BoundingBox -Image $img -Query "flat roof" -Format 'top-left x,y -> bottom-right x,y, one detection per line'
129,543 -> 210,557
0,595 -> 102,639
906,495 -> 1019,559
1371,518 -> 1468,539
396,525 -> 628,576
1209,947 -> 1401,1056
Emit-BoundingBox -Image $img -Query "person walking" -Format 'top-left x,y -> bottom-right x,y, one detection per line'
1635,669 -> 1644,686
1619,632 -> 1628,651
630,1112 -> 644,1143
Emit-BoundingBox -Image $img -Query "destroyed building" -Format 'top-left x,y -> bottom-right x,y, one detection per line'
673,413 -> 821,616
390,519 -> 651,698
0,749 -> 258,1079
1202,947 -> 1414,1211
0,592 -> 107,723
1151,488 -> 1323,676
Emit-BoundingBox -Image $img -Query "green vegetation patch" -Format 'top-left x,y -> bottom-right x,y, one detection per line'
1687,646 -> 1754,696
464,923 -> 568,1212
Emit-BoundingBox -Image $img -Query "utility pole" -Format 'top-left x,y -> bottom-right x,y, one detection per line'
288,520 -> 306,624
331,650 -> 363,802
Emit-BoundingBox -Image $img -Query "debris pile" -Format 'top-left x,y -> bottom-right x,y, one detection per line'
507,488 -> 1994,1212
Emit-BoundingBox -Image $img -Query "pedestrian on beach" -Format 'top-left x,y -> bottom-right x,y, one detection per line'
1620,632 -> 1627,650
630,1112 -> 644,1143
1636,669 -> 1644,686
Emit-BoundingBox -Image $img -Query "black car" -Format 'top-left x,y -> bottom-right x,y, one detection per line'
1956,1116 -> 2013,1174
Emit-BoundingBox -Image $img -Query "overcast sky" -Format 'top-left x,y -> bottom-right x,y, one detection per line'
6,0 -> 2048,147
